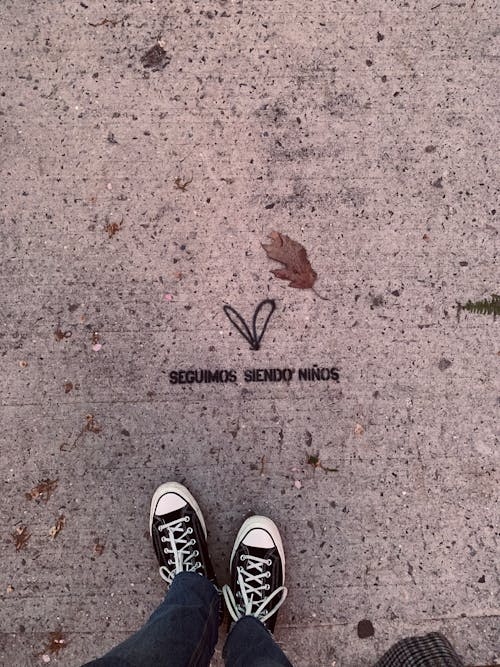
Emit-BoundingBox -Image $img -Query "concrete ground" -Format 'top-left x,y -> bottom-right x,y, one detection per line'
0,1 -> 498,665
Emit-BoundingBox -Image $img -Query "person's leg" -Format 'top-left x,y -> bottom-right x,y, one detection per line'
83,572 -> 220,667
222,516 -> 293,667
223,616 -> 292,667
373,632 -> 465,667
82,482 -> 221,667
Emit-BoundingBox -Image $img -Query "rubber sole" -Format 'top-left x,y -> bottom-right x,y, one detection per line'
149,482 -> 207,537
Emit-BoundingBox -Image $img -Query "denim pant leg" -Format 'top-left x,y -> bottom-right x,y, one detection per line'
82,572 -> 221,667
223,616 -> 293,667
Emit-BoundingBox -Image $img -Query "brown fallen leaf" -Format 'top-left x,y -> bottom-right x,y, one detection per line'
49,515 -> 65,539
94,538 -> 105,556
40,630 -> 67,656
60,413 -> 102,452
13,526 -> 30,551
262,232 -> 328,298
63,381 -> 74,394
54,327 -> 72,341
174,175 -> 193,191
306,452 -> 337,473
25,478 -> 58,503
105,219 -> 122,238
354,423 -> 365,436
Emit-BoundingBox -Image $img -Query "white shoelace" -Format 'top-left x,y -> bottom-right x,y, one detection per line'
222,553 -> 288,624
157,515 -> 203,584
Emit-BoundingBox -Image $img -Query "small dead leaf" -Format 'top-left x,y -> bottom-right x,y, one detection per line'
85,414 -> 101,433
306,452 -> 338,473
354,423 -> 365,436
174,175 -> 193,191
94,538 -> 105,556
49,515 -> 65,539
261,231 -> 317,289
6,585 -> 14,593
41,630 -> 67,656
25,478 -> 58,503
63,381 -> 74,394
19,360 -> 29,368
13,526 -> 30,551
105,220 -> 122,238
307,453 -> 321,468
89,15 -> 128,27
54,328 -> 71,341
92,332 -> 100,345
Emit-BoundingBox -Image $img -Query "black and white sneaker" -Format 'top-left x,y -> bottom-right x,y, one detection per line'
149,482 -> 217,587
223,516 -> 287,632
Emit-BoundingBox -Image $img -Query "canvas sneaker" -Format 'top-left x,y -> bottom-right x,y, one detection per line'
223,516 -> 287,632
149,482 -> 217,587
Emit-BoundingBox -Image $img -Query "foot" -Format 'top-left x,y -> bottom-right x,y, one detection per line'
150,482 -> 217,587
223,516 -> 287,632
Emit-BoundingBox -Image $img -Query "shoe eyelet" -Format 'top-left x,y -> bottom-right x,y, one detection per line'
240,555 -> 246,561
187,527 -> 193,534
266,559 -> 272,566
161,536 -> 166,542
265,572 -> 271,578
193,550 -> 199,556
265,584 -> 270,590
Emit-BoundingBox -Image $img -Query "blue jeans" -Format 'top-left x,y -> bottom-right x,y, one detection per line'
82,572 -> 293,667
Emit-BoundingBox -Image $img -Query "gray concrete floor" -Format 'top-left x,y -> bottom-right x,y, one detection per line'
1,1 -> 499,665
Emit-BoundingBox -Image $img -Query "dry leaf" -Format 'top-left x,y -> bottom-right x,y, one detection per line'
25,479 -> 58,503
13,526 -> 30,551
262,231 -> 317,289
63,381 -> 74,394
49,515 -> 65,539
94,538 -> 105,556
41,630 -> 67,656
354,423 -> 365,436
174,176 -> 193,191
105,219 -> 122,238
306,453 -> 337,473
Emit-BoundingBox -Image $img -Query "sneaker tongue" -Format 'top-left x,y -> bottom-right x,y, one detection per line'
246,545 -> 272,558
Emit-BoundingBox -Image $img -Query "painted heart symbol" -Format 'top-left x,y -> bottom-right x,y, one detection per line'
223,299 -> 276,351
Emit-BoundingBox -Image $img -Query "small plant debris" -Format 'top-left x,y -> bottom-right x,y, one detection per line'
306,453 -> 338,473
19,359 -> 29,368
354,423 -> 365,436
141,43 -> 170,70
54,328 -> 72,341
91,331 -> 100,345
49,515 -> 65,539
64,381 -> 74,393
105,219 -> 122,238
12,526 -> 30,551
25,479 -> 58,503
60,414 -> 102,451
457,294 -> 500,320
174,175 -> 193,191
40,630 -> 67,656
89,15 -> 128,27
94,538 -> 105,556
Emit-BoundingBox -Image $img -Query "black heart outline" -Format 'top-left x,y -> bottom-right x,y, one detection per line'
223,299 -> 276,351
